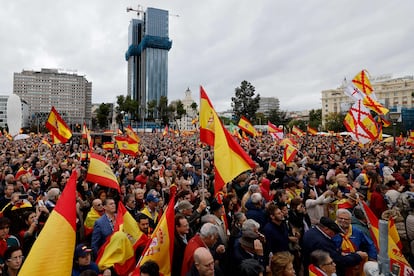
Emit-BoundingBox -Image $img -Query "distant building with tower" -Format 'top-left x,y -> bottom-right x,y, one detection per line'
176,88 -> 198,131
13,68 -> 92,129
125,7 -> 172,121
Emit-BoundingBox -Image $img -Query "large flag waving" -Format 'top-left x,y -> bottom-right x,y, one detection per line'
199,87 -> 215,146
201,87 -> 256,194
125,125 -> 140,143
115,136 -> 139,156
45,106 -> 72,143
238,116 -> 257,137
344,100 -> 379,144
86,153 -> 120,192
19,170 -> 77,275
360,201 -> 414,276
283,144 -> 298,164
132,186 -> 177,276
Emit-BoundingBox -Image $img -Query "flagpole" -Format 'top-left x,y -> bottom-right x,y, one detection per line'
200,148 -> 205,202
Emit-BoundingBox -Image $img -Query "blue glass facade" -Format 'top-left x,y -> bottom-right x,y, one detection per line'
126,8 -> 172,119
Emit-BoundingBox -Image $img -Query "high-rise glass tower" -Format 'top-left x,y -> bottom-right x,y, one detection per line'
126,7 -> 172,120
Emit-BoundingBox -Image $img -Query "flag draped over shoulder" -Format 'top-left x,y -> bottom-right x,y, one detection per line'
19,170 -> 77,275
133,186 -> 177,276
115,136 -> 139,156
97,202 -> 144,275
237,116 -> 257,137
199,87 -> 215,146
45,106 -> 72,144
343,100 -> 379,144
86,153 -> 120,192
200,87 -> 256,194
360,201 -> 414,276
283,144 -> 298,164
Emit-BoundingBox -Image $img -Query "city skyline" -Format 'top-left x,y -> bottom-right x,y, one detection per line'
0,1 -> 413,112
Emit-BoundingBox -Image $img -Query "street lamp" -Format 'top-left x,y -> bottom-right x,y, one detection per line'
389,111 -> 401,152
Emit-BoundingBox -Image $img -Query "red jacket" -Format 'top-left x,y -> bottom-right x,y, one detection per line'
181,234 -> 207,276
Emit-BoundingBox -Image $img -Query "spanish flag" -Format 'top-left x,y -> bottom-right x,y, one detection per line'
82,122 -> 93,149
97,202 -> 146,275
45,106 -> 72,144
283,144 -> 298,164
200,87 -> 255,195
308,264 -> 325,276
115,136 -> 139,156
85,153 -> 120,192
406,131 -> 414,147
291,126 -> 304,137
307,126 -> 318,135
125,125 -> 140,143
19,170 -> 77,275
102,141 -> 115,150
360,201 -> 414,275
199,86 -> 216,146
237,116 -> 257,137
41,138 -> 52,149
132,185 -> 177,275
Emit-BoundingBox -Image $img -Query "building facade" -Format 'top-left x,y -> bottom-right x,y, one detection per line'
321,75 -> 414,126
176,88 -> 197,131
257,97 -> 280,116
0,95 -> 30,129
125,7 -> 172,120
13,68 -> 92,128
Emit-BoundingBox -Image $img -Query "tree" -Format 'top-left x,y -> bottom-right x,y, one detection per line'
288,120 -> 307,132
231,81 -> 260,122
268,109 -> 288,126
324,112 -> 346,132
309,109 -> 322,129
96,103 -> 111,129
158,96 -> 169,126
147,100 -> 157,120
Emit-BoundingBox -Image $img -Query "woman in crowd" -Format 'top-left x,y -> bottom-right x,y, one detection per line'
3,246 -> 24,276
269,251 -> 296,276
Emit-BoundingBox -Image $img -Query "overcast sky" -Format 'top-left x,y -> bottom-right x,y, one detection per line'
1,1 -> 413,112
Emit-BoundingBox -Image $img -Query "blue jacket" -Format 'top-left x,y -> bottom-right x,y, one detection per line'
263,221 -> 289,255
245,199 -> 267,230
91,214 -> 114,256
303,226 -> 362,276
332,225 -> 377,260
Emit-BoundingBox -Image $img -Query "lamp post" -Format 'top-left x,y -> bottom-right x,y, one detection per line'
389,111 -> 401,152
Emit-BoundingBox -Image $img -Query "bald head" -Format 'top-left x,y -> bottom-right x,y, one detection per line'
194,247 -> 214,276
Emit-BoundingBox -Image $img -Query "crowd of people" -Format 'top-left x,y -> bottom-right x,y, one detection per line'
0,131 -> 414,276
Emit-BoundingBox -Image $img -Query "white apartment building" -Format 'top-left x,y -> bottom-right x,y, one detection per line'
13,68 -> 92,127
321,75 -> 414,125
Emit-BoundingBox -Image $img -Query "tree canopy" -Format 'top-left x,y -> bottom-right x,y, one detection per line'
231,81 -> 260,122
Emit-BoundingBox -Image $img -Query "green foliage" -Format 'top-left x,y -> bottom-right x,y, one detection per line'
309,109 -> 322,129
268,109 -> 288,126
147,100 -> 157,120
324,112 -> 346,132
288,120 -> 306,131
96,103 -> 111,129
231,81 -> 260,122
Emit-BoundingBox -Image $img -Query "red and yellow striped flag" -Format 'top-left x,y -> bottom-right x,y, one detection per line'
283,144 -> 298,164
406,131 -> 414,147
238,116 -> 257,137
307,126 -> 318,135
291,126 -> 304,137
86,153 -> 120,192
19,170 -> 77,275
102,141 -> 115,150
200,87 -> 255,195
45,106 -> 72,144
125,125 -> 140,143
200,87 -> 216,146
132,185 -> 177,275
115,136 -> 139,156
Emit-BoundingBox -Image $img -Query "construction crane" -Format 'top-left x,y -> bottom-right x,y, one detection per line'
126,5 -> 179,18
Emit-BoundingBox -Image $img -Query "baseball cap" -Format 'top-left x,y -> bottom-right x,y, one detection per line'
146,193 -> 160,203
75,244 -> 92,258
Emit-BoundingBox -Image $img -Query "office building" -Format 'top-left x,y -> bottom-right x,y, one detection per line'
257,97 -> 280,116
13,68 -> 92,128
321,75 -> 414,127
125,7 -> 172,120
